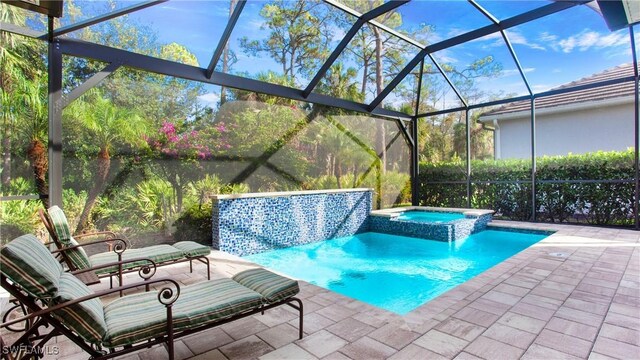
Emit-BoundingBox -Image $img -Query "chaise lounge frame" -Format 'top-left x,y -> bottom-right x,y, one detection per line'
39,209 -> 211,286
1,265 -> 304,360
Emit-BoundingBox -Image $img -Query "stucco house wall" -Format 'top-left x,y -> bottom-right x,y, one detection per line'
485,97 -> 634,159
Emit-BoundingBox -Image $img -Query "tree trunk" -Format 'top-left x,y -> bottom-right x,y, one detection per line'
372,26 -> 386,174
26,139 -> 49,208
290,47 -> 296,82
359,33 -> 369,97
325,154 -> 331,176
175,177 -> 183,214
335,158 -> 342,189
282,49 -> 288,77
220,0 -> 238,105
165,173 -> 184,215
361,59 -> 369,97
2,125 -> 11,188
76,148 -> 110,233
0,74 -> 11,187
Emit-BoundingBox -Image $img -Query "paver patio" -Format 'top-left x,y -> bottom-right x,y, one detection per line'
1,221 -> 639,359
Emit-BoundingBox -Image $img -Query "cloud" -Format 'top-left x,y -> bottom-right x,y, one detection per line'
505,31 -> 545,50
198,92 -> 220,107
499,68 -> 535,78
212,3 -> 233,17
483,30 -> 545,50
446,27 -> 468,38
539,32 -> 557,43
553,30 -> 629,53
432,49 -> 458,64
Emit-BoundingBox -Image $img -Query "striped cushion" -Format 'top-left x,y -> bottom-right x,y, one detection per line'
47,206 -> 91,270
103,279 -> 263,347
0,234 -> 63,298
47,206 -> 73,246
54,273 -> 107,344
232,268 -> 299,303
172,241 -> 211,257
89,245 -> 186,275
66,237 -> 91,270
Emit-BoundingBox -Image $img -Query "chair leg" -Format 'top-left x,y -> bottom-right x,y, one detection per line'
166,307 -> 174,360
287,298 -> 304,339
297,299 -> 304,339
204,257 -> 210,280
118,269 -> 124,297
7,317 -> 48,352
189,260 -> 193,274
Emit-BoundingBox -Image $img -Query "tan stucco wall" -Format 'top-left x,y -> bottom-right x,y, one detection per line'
494,102 -> 634,159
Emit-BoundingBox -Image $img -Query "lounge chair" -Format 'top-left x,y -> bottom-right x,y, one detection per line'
40,206 -> 211,286
0,234 -> 303,360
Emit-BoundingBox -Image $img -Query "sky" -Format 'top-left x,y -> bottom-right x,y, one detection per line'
58,0 -> 637,111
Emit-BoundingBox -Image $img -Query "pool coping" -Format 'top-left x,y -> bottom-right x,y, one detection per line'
230,220 -> 638,359
370,206 -> 495,218
210,188 -> 373,200
31,220 -> 638,359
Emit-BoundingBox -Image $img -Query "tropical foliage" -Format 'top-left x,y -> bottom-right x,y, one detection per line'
2,0 -> 511,244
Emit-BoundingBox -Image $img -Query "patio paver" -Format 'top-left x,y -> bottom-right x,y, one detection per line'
2,221 -> 639,359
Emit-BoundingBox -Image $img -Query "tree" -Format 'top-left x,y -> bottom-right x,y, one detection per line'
15,78 -> 49,206
220,0 -> 239,105
0,3 -> 45,189
145,120 -> 225,214
64,3 -> 205,126
65,92 -> 147,233
314,62 -> 371,184
239,0 -> 336,84
316,62 -> 362,103
415,57 -> 502,165
58,1 -> 206,230
341,1 -> 408,174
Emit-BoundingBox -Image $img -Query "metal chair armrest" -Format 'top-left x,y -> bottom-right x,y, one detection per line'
0,277 -> 180,329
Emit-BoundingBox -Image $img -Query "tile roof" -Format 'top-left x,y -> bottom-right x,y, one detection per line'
481,63 -> 636,117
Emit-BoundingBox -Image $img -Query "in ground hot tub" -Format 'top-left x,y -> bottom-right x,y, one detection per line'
396,210 -> 465,223
369,207 -> 494,242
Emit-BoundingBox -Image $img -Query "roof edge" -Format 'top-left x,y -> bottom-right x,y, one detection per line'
478,95 -> 635,123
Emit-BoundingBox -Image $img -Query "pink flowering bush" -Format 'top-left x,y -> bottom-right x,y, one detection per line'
147,121 -> 210,160
144,120 -> 230,212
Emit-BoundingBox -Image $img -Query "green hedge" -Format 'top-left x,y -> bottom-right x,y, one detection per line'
173,203 -> 213,246
418,150 -> 635,226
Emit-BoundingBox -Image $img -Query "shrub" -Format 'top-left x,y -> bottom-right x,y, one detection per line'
0,178 -> 50,244
174,180 -> 250,246
419,149 -> 634,226
306,171 -> 411,208
0,199 -> 41,245
173,203 -> 212,246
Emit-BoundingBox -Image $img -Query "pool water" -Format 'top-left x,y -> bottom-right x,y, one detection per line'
245,230 -> 546,314
396,210 -> 465,223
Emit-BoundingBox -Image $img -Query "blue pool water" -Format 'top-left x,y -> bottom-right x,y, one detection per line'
396,210 -> 465,223
245,230 -> 546,314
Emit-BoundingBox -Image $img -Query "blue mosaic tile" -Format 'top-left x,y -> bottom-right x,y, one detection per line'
369,213 -> 493,242
212,191 -> 372,256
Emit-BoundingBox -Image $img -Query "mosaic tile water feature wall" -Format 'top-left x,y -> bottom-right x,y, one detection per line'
369,213 -> 493,242
212,190 -> 372,256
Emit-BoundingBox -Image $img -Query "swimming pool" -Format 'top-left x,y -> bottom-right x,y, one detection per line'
396,210 -> 465,223
245,230 -> 547,314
